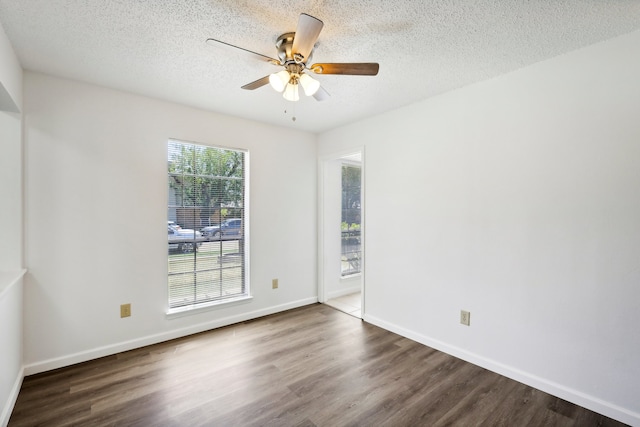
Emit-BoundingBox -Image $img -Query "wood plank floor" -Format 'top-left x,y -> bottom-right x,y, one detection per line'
9,304 -> 627,426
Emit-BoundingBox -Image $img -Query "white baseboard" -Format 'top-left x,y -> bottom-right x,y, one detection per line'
362,313 -> 640,427
1,366 -> 24,427
24,297 -> 318,376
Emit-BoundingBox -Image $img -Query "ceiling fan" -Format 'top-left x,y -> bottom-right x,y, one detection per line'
206,13 -> 379,102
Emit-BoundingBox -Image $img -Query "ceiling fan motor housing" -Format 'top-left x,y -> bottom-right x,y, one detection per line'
276,32 -> 313,66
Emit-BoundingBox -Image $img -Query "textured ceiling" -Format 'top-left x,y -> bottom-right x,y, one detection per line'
1,1 -> 640,133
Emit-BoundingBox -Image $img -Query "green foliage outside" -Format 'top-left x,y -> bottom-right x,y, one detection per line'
168,141 -> 244,224
341,222 -> 361,231
342,164 -> 361,226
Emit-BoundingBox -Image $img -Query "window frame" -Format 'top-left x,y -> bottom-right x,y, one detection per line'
166,139 -> 251,316
341,161 -> 362,277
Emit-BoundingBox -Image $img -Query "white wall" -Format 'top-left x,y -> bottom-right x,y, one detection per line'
0,21 -> 22,271
0,111 -> 22,271
0,22 -> 22,113
0,273 -> 23,427
0,110 -> 23,426
23,72 -> 318,373
318,30 -> 640,425
0,20 -> 24,427
321,159 -> 343,298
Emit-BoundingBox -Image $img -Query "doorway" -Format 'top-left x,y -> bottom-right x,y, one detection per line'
318,149 -> 364,319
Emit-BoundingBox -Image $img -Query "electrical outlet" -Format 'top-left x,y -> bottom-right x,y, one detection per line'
460,310 -> 470,326
272,278 -> 278,289
120,303 -> 131,318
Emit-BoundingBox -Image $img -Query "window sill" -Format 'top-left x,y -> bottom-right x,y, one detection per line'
341,272 -> 362,281
166,295 -> 253,319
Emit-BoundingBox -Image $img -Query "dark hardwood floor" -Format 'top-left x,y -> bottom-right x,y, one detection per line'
9,304 -> 627,426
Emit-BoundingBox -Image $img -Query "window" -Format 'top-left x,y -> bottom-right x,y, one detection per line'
341,164 -> 361,276
167,140 -> 248,310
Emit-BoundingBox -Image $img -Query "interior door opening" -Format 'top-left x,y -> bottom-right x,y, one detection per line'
320,150 -> 364,319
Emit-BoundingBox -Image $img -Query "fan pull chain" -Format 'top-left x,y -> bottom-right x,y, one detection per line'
292,99 -> 297,122
284,103 -> 297,122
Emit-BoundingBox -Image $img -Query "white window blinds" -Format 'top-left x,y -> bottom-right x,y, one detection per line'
167,140 -> 248,309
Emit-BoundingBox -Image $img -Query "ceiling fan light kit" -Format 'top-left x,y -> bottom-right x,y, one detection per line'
283,82 -> 300,101
207,13 -> 379,103
299,73 -> 320,96
269,70 -> 290,92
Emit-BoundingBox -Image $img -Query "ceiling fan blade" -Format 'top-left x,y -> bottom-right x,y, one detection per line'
206,38 -> 280,64
313,86 -> 330,102
310,63 -> 379,76
291,14 -> 324,62
241,75 -> 271,90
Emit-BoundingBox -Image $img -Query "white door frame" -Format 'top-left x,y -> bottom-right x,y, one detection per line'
317,147 -> 365,315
